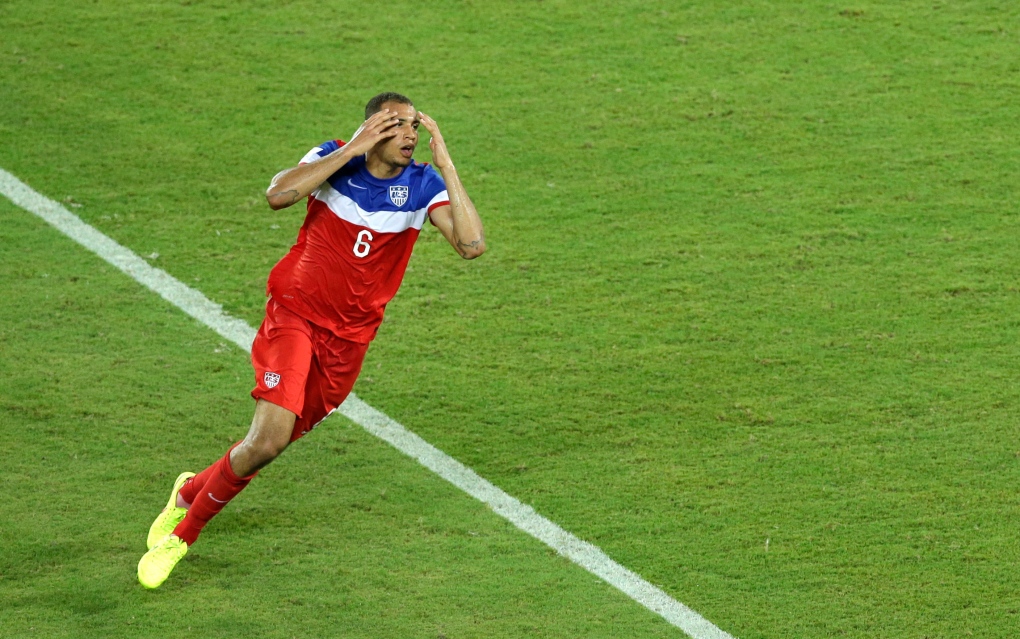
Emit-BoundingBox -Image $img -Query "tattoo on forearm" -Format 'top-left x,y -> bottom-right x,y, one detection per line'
271,189 -> 301,206
456,238 -> 483,256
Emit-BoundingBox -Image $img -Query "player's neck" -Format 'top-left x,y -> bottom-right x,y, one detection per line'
364,153 -> 405,180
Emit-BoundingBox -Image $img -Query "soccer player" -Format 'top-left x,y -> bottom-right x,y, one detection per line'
137,92 -> 486,589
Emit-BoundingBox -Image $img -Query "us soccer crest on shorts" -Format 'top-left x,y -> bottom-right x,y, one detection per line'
389,185 -> 409,207
264,372 -> 281,389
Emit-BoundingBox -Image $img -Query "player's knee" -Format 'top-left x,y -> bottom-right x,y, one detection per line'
253,436 -> 289,463
239,428 -> 290,466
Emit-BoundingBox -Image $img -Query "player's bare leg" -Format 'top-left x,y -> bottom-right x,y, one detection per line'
229,399 -> 297,477
138,400 -> 295,588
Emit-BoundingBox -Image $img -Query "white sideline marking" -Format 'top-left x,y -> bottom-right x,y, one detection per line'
0,167 -> 736,639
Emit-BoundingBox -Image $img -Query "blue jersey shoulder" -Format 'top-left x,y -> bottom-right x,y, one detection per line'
318,140 -> 341,156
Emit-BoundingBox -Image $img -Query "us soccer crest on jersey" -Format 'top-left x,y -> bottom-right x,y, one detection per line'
389,185 -> 409,207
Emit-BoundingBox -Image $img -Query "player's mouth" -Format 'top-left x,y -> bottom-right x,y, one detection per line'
399,144 -> 414,159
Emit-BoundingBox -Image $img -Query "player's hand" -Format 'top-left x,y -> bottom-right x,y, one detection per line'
344,109 -> 400,157
417,112 -> 454,170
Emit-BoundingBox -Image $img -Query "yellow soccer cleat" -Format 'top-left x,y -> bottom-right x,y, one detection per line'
138,534 -> 188,589
146,471 -> 196,550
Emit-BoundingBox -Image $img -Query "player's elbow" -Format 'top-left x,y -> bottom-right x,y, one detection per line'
265,170 -> 300,210
459,240 -> 487,260
265,190 -> 294,211
266,194 -> 284,210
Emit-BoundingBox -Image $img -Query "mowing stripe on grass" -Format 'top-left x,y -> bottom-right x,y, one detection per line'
0,167 -> 736,639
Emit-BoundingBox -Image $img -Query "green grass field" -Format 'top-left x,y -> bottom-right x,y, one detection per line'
3,1 -> 1020,637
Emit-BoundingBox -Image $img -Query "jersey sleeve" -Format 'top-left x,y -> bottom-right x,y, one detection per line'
299,139 -> 345,165
420,164 -> 450,214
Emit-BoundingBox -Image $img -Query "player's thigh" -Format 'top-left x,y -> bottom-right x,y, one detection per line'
292,338 -> 370,441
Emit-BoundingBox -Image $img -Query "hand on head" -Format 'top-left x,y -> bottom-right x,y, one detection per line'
417,112 -> 453,170
346,109 -> 401,157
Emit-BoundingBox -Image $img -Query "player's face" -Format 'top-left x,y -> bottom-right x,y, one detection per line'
374,101 -> 419,168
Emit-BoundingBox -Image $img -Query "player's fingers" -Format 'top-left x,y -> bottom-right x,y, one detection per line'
356,110 -> 395,136
418,112 -> 436,130
370,117 -> 400,134
363,110 -> 395,130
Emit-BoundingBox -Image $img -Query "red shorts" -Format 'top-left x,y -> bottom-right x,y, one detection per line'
250,298 -> 370,442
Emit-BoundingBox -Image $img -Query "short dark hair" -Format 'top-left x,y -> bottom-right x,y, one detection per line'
365,92 -> 414,119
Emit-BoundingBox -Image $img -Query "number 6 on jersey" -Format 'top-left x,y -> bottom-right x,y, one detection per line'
353,229 -> 373,257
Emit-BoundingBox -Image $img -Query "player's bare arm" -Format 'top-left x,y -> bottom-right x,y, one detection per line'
418,112 -> 487,259
264,109 -> 401,210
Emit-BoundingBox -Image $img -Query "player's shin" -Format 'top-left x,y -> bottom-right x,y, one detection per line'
172,446 -> 258,545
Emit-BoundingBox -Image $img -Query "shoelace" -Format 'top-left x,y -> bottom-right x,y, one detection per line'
152,537 -> 186,565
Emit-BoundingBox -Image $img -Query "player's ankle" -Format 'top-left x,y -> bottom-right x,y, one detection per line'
176,494 -> 191,509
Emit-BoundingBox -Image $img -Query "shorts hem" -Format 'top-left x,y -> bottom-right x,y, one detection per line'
250,389 -> 304,419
